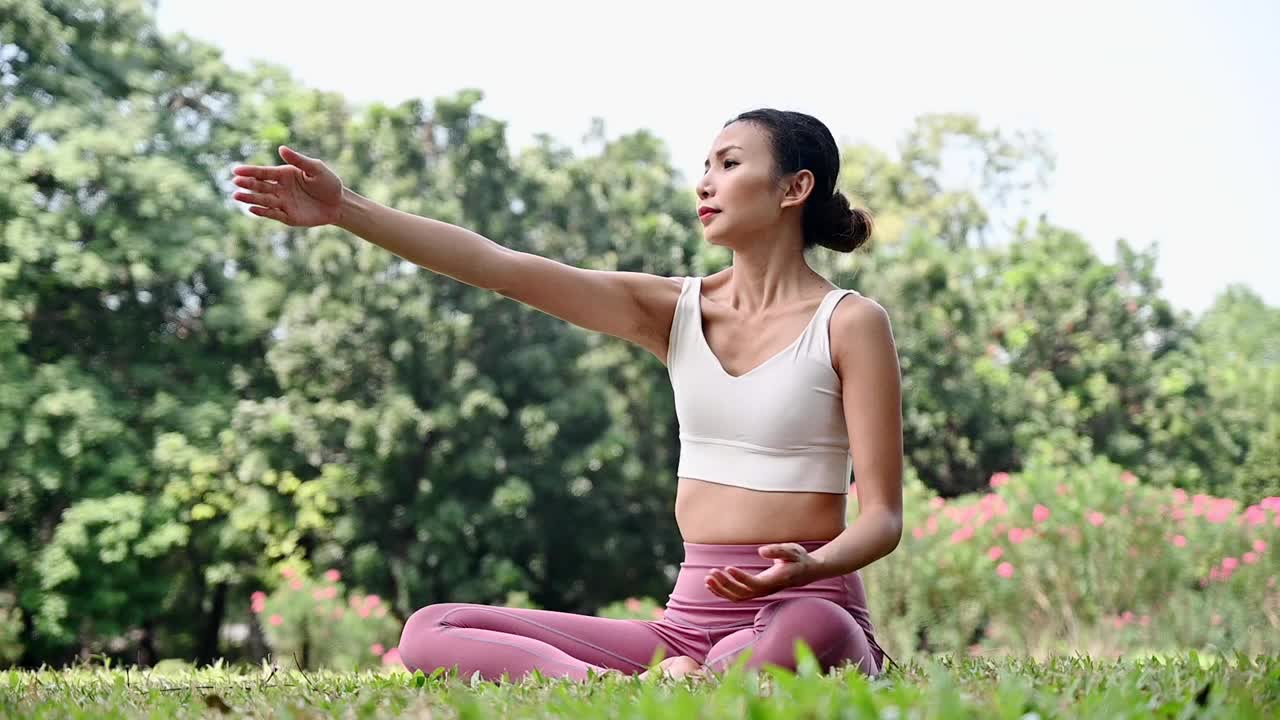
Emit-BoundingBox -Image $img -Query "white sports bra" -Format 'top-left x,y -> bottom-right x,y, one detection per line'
666,276 -> 860,494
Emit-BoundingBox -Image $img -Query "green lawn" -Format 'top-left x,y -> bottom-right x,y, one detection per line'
4,653 -> 1278,718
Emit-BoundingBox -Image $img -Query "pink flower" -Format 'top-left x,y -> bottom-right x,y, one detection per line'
1032,504 -> 1051,523
289,578 -> 303,591
1139,615 -> 1151,627
1222,557 -> 1239,571
281,567 -> 296,580
325,569 -> 341,583
251,591 -> 267,603
350,595 -> 363,609
625,598 -> 643,612
382,647 -> 404,667
652,608 -> 664,619
371,643 -> 385,656
1056,483 -> 1070,496
996,562 -> 1015,579
1171,488 -> 1188,505
987,546 -> 1005,561
930,497 -> 946,509
1243,552 -> 1259,565
268,614 -> 283,627
313,589 -> 327,600
358,607 -> 371,618
1211,614 -> 1222,626
912,527 -> 926,539
364,594 -> 382,607
1172,535 -> 1187,547
1121,471 -> 1138,486
251,598 -> 266,614
1254,540 -> 1268,553
1087,511 -> 1105,527
989,472 -> 1010,489
322,586 -> 338,600
950,526 -> 975,544
333,607 -> 345,619
1008,527 -> 1032,545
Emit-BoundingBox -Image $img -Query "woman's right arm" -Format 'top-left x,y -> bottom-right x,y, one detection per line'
337,187 -> 683,361
233,146 -> 682,362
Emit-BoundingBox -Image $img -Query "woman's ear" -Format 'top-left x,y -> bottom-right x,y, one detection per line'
779,169 -> 816,210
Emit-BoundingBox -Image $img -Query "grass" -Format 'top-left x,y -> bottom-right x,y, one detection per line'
4,652 -> 1278,719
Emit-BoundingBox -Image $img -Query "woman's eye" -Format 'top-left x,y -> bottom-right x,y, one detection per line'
723,160 -> 737,168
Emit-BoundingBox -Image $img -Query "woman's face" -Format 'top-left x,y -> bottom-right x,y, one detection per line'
696,122 -> 786,247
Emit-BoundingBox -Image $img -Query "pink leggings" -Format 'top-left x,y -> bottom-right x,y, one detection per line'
398,541 -> 887,682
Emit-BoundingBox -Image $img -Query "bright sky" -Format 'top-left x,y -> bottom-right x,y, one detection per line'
156,0 -> 1278,315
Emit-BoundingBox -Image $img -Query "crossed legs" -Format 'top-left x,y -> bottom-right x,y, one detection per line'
397,596 -> 881,683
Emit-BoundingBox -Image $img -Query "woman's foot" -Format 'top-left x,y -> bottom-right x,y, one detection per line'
638,655 -> 709,680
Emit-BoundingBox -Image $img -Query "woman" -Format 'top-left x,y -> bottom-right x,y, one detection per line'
232,109 -> 904,682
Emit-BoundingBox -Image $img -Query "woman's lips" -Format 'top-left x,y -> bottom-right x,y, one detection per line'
699,210 -> 720,224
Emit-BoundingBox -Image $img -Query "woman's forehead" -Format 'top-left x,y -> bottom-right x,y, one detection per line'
707,122 -> 764,156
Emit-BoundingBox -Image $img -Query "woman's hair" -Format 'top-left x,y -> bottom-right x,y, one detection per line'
727,109 -> 873,253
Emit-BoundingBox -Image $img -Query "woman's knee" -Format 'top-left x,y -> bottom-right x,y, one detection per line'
403,602 -> 470,633
398,603 -> 472,665
757,597 -> 867,666
764,596 -> 850,630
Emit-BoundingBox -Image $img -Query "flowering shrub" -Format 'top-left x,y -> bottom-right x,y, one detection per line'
861,455 -> 1280,658
596,596 -> 666,621
252,566 -> 404,670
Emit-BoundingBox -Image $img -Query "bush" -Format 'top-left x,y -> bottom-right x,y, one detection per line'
252,565 -> 404,671
861,453 -> 1280,658
0,591 -> 24,667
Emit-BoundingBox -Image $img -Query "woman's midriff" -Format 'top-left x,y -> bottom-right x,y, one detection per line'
675,477 -> 849,544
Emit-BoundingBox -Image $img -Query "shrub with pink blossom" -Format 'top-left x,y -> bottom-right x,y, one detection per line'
860,454 -> 1280,659
250,564 -> 404,671
596,596 -> 666,621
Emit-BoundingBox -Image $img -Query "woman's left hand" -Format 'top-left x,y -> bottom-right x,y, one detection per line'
704,543 -> 828,601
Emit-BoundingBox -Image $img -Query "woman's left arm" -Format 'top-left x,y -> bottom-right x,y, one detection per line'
807,297 -> 904,577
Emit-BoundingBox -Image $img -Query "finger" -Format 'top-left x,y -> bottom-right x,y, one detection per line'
233,176 -> 279,193
705,575 -> 744,601
233,191 -> 279,208
248,205 -> 288,223
710,569 -> 754,598
279,145 -> 322,174
233,164 -> 291,182
724,567 -> 765,590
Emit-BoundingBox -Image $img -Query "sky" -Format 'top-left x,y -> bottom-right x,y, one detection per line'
155,0 -> 1278,315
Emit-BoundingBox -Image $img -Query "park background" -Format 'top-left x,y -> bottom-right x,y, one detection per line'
1,0 -> 1277,671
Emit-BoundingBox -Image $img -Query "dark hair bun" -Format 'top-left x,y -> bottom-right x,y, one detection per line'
812,190 -> 873,253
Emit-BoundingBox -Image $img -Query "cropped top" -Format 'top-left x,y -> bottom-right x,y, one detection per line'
666,276 -> 860,494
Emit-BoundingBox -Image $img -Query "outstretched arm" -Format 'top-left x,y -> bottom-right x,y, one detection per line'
231,146 -> 683,361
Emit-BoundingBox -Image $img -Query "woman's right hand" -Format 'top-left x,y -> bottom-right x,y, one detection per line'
231,146 -> 344,227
